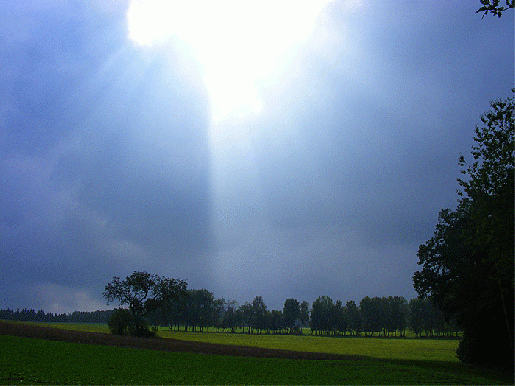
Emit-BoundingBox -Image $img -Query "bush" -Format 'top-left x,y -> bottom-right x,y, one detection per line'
457,330 -> 514,368
108,308 -> 134,336
131,319 -> 156,338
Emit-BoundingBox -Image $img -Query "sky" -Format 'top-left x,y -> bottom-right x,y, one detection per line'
1,0 -> 513,314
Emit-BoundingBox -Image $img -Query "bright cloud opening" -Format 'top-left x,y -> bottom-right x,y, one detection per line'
127,0 -> 334,122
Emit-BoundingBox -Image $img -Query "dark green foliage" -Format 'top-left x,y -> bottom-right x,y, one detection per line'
359,297 -> 380,336
333,300 -> 346,335
107,308 -> 156,338
456,330 -> 507,365
359,296 -> 408,337
238,302 -> 253,333
388,296 -> 409,336
283,298 -> 300,333
309,296 -> 410,337
220,300 -> 239,332
345,300 -> 361,335
212,298 -> 226,331
408,298 -> 455,337
251,296 -> 268,333
0,308 -> 114,323
103,271 -> 187,337
299,301 -> 310,326
414,91 -> 514,367
179,289 -> 216,332
267,309 -> 286,333
108,308 -> 134,336
476,0 -> 514,18
310,296 -> 334,335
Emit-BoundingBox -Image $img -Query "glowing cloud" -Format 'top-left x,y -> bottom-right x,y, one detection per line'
127,0 -> 334,122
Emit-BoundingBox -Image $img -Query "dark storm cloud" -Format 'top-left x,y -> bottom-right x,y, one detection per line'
0,2 -> 128,155
1,1 -> 212,312
66,50 -> 212,258
0,0 -> 513,312
252,0 -> 513,247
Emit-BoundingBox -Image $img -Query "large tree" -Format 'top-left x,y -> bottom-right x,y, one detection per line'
251,296 -> 268,333
103,271 -> 187,336
299,300 -> 310,327
414,91 -> 514,366
238,302 -> 253,334
345,300 -> 361,336
221,300 -> 239,333
310,296 -> 334,335
182,289 -> 215,332
360,296 -> 383,336
283,298 -> 300,333
268,309 -> 285,333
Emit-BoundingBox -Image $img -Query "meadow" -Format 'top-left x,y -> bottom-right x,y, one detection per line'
0,322 -> 512,385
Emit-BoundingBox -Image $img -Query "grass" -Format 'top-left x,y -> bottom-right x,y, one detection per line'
1,322 -> 512,384
30,322 -> 460,362
19,321 -> 110,333
159,330 -> 460,362
1,335 -> 510,385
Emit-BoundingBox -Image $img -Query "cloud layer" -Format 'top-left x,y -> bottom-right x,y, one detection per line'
0,0 -> 513,312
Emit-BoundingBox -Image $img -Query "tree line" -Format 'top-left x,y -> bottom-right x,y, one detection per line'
0,288 -> 457,339
0,308 -> 114,323
151,291 -> 458,338
99,272 -> 459,338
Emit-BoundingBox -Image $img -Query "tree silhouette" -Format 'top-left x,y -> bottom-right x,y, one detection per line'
414,92 -> 514,366
103,271 -> 187,337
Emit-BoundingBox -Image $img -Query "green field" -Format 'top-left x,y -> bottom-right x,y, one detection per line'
0,323 -> 512,385
160,330 -> 459,362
